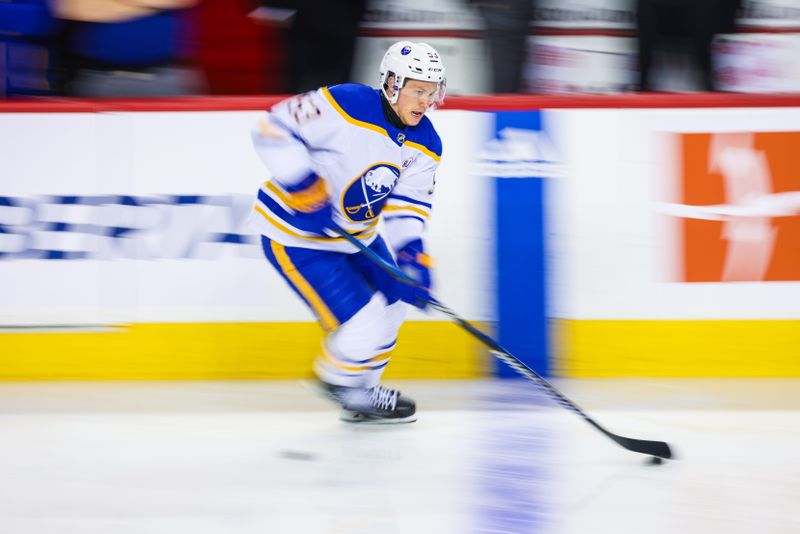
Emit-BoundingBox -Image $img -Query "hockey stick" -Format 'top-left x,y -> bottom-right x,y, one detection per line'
331,223 -> 673,459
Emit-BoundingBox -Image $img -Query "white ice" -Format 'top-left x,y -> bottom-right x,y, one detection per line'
0,379 -> 797,534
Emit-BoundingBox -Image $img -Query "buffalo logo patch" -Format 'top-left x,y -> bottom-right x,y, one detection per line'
342,163 -> 401,221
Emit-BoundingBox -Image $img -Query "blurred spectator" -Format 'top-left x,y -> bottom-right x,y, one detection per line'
636,0 -> 741,91
472,0 -> 533,93
196,0 -> 285,95
54,0 -> 204,97
0,0 -> 62,97
261,0 -> 367,93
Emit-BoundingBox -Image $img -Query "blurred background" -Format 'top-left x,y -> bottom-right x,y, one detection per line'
2,0 -> 800,98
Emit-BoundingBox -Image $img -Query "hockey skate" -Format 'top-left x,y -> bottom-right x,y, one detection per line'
317,381 -> 417,424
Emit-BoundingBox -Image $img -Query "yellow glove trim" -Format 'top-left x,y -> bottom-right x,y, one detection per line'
416,252 -> 434,269
284,177 -> 329,213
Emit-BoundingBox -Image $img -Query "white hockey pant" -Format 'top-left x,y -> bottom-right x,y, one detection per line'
313,293 -> 407,388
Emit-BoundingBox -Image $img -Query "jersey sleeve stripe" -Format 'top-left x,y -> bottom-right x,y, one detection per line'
254,203 -> 379,242
382,204 -> 429,218
258,188 -> 328,234
386,194 -> 432,209
384,214 -> 426,225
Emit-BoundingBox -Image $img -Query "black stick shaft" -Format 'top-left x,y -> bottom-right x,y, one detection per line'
331,223 -> 673,459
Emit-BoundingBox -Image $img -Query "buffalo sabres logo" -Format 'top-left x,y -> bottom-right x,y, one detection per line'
342,163 -> 401,221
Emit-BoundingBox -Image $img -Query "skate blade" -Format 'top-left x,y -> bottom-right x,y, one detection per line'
339,410 -> 417,424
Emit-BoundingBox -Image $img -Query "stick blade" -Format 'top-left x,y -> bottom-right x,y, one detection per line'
611,434 -> 674,459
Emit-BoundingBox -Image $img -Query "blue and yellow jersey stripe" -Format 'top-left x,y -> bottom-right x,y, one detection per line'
383,193 -> 432,223
254,181 -> 380,244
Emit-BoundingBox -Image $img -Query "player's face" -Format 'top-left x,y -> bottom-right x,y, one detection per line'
392,79 -> 439,126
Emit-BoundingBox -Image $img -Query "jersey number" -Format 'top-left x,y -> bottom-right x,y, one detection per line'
288,92 -> 321,125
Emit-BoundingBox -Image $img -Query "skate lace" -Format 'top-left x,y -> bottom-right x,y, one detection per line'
369,385 -> 398,410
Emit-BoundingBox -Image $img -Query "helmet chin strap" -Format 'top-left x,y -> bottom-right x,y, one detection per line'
381,74 -> 403,105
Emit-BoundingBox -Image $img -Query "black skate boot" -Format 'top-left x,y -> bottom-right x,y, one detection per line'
318,381 -> 417,424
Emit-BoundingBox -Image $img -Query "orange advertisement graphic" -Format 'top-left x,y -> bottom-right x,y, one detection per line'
677,132 -> 800,282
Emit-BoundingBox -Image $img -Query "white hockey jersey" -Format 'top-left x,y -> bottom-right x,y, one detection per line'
249,83 -> 442,253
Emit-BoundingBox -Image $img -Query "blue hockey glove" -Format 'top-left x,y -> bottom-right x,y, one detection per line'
395,239 -> 433,309
283,174 -> 333,235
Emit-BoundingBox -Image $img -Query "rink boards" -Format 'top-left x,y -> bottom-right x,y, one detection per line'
0,96 -> 798,379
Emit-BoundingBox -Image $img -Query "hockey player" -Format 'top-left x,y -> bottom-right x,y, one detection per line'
249,41 -> 445,423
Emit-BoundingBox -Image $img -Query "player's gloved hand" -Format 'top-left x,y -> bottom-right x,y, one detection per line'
283,174 -> 333,235
395,239 -> 433,309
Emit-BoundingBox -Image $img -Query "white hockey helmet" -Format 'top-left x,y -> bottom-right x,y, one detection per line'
379,41 -> 446,107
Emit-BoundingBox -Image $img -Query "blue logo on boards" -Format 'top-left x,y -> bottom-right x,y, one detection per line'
0,194 -> 257,261
401,46 -> 411,55
342,164 -> 400,221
